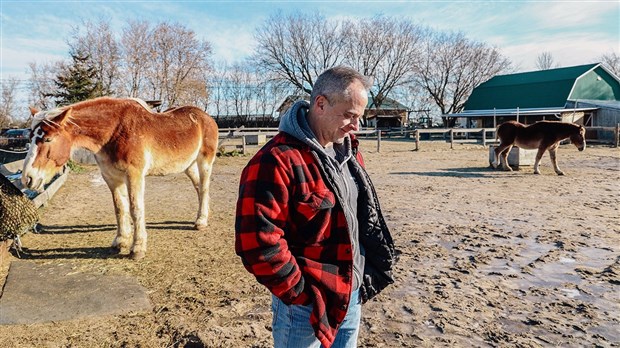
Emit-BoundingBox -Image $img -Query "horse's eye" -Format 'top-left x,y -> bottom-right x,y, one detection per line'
44,138 -> 52,143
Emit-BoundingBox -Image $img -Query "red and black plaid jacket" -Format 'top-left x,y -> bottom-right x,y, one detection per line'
235,132 -> 374,347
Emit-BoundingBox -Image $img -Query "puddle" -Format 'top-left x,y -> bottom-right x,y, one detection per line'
559,288 -> 580,298
559,257 -> 575,263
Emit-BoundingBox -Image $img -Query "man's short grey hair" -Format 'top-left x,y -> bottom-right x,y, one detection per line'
310,66 -> 372,106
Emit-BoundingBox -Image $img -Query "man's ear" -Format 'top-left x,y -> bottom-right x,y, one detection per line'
314,95 -> 327,112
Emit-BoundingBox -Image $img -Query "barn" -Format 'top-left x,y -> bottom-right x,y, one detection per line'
448,63 -> 620,141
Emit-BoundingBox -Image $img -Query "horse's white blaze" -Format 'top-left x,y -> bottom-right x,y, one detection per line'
21,132 -> 42,189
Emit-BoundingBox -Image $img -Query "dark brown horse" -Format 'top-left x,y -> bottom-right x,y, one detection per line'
491,120 -> 586,175
22,97 -> 219,260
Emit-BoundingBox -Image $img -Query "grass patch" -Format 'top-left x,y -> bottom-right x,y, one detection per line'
66,159 -> 86,173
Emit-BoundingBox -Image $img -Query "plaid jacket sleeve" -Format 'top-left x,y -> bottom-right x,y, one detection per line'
234,147 -> 310,305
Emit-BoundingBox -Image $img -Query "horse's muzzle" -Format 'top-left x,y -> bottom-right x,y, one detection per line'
23,174 -> 45,192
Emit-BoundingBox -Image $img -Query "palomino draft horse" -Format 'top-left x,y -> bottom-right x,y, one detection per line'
23,97 -> 219,260
491,120 -> 586,175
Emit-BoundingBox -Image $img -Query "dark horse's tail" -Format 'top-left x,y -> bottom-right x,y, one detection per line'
495,123 -> 501,142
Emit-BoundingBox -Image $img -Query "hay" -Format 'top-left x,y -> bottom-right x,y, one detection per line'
0,173 -> 39,241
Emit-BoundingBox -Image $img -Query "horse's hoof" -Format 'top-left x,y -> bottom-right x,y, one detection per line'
194,223 -> 208,231
130,251 -> 146,260
112,240 -> 132,254
557,172 -> 565,176
195,217 -> 209,231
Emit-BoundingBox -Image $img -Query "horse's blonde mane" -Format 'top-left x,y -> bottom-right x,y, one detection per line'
128,98 -> 154,113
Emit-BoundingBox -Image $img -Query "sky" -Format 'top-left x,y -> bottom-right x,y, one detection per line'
0,0 -> 618,109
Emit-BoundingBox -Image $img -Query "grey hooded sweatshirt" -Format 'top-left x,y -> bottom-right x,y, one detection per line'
279,100 -> 365,290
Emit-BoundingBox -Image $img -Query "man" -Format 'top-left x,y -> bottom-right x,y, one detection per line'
235,66 -> 394,348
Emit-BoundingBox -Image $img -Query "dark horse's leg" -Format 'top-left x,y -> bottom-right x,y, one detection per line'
492,123 -> 516,170
548,143 -> 565,175
500,145 -> 514,171
533,144 -> 549,175
492,143 -> 513,170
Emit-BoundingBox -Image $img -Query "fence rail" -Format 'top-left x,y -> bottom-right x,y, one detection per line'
215,124 -> 620,153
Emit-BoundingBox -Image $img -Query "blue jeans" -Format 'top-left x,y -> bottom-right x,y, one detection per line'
271,289 -> 362,348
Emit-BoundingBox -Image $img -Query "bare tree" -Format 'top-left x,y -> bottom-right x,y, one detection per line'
0,77 -> 20,128
68,18 -> 121,95
535,51 -> 558,70
342,16 -> 423,125
599,51 -> 620,76
28,61 -> 60,110
144,22 -> 212,110
253,11 -> 345,94
207,61 -> 230,118
252,67 -> 295,124
120,20 -> 153,98
226,63 -> 256,124
413,30 -> 511,127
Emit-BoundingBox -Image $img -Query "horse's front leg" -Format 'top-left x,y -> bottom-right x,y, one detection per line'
492,144 -> 510,169
500,145 -> 513,171
101,173 -> 132,253
126,173 -> 148,260
548,145 -> 565,175
533,146 -> 547,174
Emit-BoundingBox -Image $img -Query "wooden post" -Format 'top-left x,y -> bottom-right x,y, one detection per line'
450,129 -> 454,149
615,123 -> 620,148
377,130 -> 381,153
415,130 -> 420,151
482,129 -> 487,147
242,135 -> 247,154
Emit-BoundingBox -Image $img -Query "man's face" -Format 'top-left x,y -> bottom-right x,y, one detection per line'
313,80 -> 367,146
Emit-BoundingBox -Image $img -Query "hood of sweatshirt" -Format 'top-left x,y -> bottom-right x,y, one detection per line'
278,100 -> 352,163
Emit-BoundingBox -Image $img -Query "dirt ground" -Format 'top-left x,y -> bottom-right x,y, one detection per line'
0,139 -> 618,347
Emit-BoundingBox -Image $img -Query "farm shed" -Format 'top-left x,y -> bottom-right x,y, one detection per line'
277,95 -> 409,128
446,63 -> 620,140
364,97 -> 409,128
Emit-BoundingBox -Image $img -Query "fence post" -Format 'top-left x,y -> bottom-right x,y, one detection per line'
615,124 -> 620,148
242,135 -> 246,154
377,130 -> 381,153
415,130 -> 420,151
482,129 -> 487,147
450,129 -> 454,149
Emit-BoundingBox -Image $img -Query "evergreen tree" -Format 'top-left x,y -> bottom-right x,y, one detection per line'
52,50 -> 104,106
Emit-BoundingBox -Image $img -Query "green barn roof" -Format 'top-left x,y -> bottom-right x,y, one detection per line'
464,63 -> 620,111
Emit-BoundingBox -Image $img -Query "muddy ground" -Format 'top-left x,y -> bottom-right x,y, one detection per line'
0,139 -> 618,347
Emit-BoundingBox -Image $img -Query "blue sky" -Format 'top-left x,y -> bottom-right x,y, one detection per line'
1,0 -> 619,82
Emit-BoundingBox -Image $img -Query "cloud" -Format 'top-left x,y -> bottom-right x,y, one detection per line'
1,41 -> 68,79
525,1 -> 619,28
502,33 -> 617,72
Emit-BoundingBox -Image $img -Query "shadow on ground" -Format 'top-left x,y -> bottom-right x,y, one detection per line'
390,166 -> 524,178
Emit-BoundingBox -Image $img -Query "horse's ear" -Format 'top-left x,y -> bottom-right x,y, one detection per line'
55,108 -> 73,126
29,106 -> 39,117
